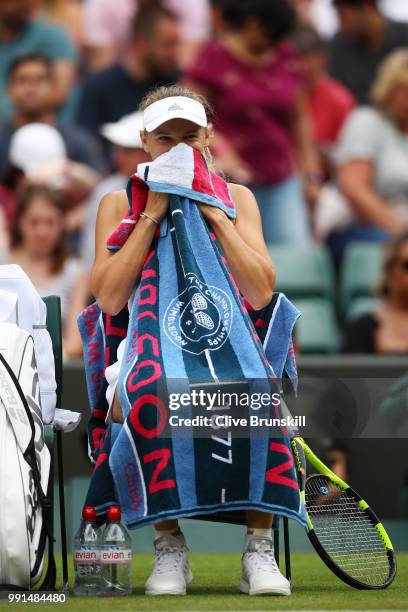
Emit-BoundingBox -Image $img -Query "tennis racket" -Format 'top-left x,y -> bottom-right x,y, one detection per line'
290,436 -> 397,589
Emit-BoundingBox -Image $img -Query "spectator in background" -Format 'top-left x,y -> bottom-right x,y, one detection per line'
332,50 -> 408,255
0,185 -> 89,359
293,26 -> 355,176
342,231 -> 408,353
81,0 -> 210,72
77,4 -> 180,138
291,0 -> 339,38
35,0 -> 83,47
185,0 -> 319,243
81,111 -> 149,270
0,54 -> 107,178
293,1 -> 408,40
326,440 -> 349,481
0,0 -> 78,119
330,0 -> 408,104
81,0 -> 135,69
1,123 -> 99,246
1,122 -> 67,230
209,0 -> 228,34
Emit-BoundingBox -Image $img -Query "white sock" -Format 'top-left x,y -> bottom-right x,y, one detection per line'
246,528 -> 273,545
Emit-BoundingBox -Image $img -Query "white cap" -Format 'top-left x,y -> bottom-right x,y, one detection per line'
143,96 -> 207,132
9,123 -> 67,174
100,111 -> 144,148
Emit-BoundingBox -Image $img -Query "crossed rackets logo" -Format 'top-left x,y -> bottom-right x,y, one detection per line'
183,291 -> 217,333
163,273 -> 233,354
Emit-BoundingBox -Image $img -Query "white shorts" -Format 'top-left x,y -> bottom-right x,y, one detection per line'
105,337 -> 127,423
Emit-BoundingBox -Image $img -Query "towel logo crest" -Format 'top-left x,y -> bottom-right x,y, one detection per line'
163,273 -> 233,354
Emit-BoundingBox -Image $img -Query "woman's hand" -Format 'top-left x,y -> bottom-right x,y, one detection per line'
199,184 -> 276,310
144,191 -> 169,223
198,203 -> 231,226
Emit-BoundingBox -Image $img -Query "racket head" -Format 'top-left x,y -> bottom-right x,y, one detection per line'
305,473 -> 397,590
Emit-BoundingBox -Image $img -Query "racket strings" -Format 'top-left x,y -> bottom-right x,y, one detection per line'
305,476 -> 390,586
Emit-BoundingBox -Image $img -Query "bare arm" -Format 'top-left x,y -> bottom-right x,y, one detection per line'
338,160 -> 405,233
198,184 -> 276,310
292,88 -> 321,204
90,189 -> 168,315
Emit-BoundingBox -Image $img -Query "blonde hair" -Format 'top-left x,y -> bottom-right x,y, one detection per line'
139,84 -> 215,169
371,49 -> 408,109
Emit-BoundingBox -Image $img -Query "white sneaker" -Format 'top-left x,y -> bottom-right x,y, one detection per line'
145,533 -> 193,596
240,536 -> 291,596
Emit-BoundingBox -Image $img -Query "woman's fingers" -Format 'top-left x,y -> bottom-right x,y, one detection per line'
145,191 -> 169,222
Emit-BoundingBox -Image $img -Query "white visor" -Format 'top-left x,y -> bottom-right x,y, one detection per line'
143,96 -> 207,132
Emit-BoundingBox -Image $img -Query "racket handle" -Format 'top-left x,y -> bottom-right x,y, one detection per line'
291,438 -> 306,491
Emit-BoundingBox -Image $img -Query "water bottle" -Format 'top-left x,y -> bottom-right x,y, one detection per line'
73,506 -> 102,596
100,506 -> 132,596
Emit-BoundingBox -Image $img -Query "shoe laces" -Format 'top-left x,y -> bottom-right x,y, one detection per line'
244,537 -> 279,574
152,535 -> 187,574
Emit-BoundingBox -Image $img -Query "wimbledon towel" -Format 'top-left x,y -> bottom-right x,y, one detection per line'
78,144 -> 306,529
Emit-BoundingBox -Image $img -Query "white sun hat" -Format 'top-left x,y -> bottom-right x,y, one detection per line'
9,123 -> 67,174
143,96 -> 207,132
100,111 -> 144,148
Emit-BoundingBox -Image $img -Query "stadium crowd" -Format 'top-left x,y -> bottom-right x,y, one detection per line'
2,0 -> 408,359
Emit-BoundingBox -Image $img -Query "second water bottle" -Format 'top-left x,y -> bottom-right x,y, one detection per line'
100,505 -> 132,596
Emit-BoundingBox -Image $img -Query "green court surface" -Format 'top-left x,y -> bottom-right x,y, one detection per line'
6,553 -> 408,611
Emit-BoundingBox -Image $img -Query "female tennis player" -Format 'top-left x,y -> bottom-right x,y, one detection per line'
90,85 -> 290,597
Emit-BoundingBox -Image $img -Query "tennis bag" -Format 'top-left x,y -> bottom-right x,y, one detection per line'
0,322 -> 52,589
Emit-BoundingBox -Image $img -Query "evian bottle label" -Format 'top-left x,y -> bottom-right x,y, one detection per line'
74,548 -> 100,564
100,549 -> 132,564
